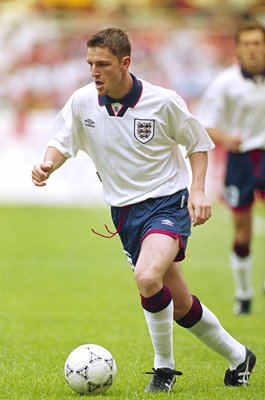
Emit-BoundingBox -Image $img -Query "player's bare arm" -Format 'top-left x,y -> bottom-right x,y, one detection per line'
188,151 -> 211,226
32,146 -> 67,187
206,127 -> 242,152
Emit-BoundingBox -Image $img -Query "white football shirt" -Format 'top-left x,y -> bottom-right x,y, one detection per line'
48,75 -> 214,206
197,64 -> 265,152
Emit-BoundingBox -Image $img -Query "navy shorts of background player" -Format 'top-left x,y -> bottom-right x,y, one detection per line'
111,189 -> 191,269
224,149 -> 265,210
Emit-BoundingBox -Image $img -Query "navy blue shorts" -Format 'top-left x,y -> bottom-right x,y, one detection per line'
111,189 -> 191,269
224,149 -> 265,210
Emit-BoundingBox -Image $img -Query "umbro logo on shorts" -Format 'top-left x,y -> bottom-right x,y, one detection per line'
161,219 -> 174,227
84,118 -> 96,127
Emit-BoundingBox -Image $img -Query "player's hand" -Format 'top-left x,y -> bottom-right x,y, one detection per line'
32,161 -> 54,187
188,190 -> 212,227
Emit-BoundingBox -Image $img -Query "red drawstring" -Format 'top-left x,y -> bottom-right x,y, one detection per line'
91,224 -> 118,238
91,206 -> 126,238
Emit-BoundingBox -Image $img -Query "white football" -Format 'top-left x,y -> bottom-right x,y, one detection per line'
64,344 -> 117,395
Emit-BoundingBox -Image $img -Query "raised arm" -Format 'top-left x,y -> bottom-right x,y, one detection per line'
188,151 -> 212,227
32,146 -> 67,187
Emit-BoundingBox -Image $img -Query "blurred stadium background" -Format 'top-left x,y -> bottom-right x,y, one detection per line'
0,0 -> 264,205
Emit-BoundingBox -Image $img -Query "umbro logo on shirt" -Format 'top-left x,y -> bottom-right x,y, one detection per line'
84,118 -> 95,127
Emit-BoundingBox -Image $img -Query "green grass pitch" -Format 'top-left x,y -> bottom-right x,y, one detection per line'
0,202 -> 264,399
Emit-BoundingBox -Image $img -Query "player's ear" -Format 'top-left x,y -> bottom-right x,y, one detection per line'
121,56 -> 131,71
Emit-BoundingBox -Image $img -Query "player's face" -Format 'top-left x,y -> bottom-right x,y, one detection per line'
237,29 -> 265,74
86,46 -> 130,99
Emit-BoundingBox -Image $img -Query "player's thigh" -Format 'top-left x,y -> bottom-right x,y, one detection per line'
134,233 -> 180,292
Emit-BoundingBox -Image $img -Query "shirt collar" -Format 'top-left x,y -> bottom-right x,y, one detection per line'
98,74 -> 142,107
240,65 -> 265,81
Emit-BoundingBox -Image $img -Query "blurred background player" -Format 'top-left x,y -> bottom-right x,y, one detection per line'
197,21 -> 265,314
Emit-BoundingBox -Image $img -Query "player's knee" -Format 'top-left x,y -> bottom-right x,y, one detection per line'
134,267 -> 161,297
